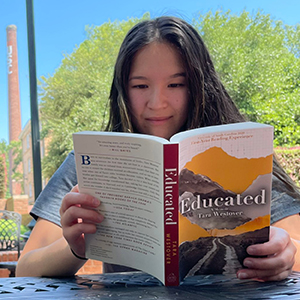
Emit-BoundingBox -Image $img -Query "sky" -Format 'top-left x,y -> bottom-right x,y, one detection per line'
0,0 -> 299,144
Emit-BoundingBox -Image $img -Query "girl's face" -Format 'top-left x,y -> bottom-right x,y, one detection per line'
128,42 -> 189,139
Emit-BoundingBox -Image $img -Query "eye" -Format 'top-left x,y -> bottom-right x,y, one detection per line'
132,84 -> 148,89
168,83 -> 185,88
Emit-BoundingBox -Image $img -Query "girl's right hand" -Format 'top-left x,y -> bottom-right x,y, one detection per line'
59,185 -> 104,259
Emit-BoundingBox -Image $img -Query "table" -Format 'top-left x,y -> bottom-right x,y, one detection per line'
0,271 -> 300,299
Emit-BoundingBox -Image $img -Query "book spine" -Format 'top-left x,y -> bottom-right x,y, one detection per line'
163,143 -> 179,286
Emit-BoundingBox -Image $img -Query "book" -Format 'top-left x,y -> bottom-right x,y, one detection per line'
73,121 -> 274,286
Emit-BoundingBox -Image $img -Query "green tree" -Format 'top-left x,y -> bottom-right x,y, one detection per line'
0,155 -> 5,198
41,11 -> 300,178
193,10 -> 300,145
9,140 -> 22,173
0,140 -> 8,154
0,139 -> 23,197
40,15 -> 149,178
0,139 -> 9,198
8,140 -> 23,189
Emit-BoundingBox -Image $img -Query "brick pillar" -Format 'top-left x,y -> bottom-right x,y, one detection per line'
6,25 -> 22,196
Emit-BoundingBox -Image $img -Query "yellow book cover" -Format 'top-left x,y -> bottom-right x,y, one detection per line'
170,122 -> 273,280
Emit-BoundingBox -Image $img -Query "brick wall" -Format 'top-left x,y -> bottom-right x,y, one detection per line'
0,268 -> 10,277
0,199 -> 6,210
13,195 -> 29,215
76,260 -> 103,275
0,196 -> 29,214
0,251 -> 18,277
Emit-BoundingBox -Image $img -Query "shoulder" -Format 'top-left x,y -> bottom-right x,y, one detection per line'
46,150 -> 77,185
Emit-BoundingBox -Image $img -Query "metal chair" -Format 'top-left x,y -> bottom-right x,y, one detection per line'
0,210 -> 22,277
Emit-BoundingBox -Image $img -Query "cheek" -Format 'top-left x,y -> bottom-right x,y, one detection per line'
128,92 -> 138,114
176,93 -> 189,118
128,90 -> 146,112
129,98 -> 143,117
128,95 -> 146,131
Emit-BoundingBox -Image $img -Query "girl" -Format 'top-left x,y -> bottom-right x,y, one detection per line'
16,16 -> 300,281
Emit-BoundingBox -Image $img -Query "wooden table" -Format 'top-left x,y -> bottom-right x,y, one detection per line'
1,271 -> 300,299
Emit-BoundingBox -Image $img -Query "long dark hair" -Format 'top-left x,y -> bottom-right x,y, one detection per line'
105,16 -> 299,199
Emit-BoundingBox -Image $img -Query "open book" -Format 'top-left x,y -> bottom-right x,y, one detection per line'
73,122 -> 274,286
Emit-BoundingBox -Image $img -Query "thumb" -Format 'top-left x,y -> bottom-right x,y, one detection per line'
71,184 -> 79,193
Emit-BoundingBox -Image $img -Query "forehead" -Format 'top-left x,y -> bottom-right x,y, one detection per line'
130,42 -> 184,75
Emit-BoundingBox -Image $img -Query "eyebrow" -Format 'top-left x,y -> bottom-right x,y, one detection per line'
129,72 -> 186,81
170,72 -> 186,79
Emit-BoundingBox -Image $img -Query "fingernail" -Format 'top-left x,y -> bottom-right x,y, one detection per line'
238,272 -> 249,279
97,214 -> 104,222
92,197 -> 100,206
243,260 -> 253,268
247,246 -> 256,255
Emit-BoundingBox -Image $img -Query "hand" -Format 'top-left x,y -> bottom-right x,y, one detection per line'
236,226 -> 296,281
59,185 -> 104,259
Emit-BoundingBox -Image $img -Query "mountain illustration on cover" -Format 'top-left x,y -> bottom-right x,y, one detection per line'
178,146 -> 273,280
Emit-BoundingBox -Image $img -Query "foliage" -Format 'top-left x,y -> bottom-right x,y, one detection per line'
275,147 -> 300,186
40,15 -> 149,178
8,140 -> 23,193
40,11 -> 300,177
0,219 -> 18,240
0,155 -> 4,198
0,139 -> 23,198
193,10 -> 300,146
20,225 -> 29,235
0,220 -> 28,242
8,140 -> 22,173
0,139 -> 9,155
0,139 -> 10,198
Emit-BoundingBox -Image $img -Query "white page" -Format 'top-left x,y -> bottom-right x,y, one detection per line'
73,132 -> 168,283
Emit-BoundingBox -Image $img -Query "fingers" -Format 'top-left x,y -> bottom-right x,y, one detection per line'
59,184 -> 104,259
246,227 -> 289,257
239,243 -> 295,280
60,186 -> 104,229
237,227 -> 296,281
70,184 -> 79,193
61,204 -> 104,227
237,267 -> 293,281
63,222 -> 98,244
60,187 -> 101,217
61,210 -> 101,259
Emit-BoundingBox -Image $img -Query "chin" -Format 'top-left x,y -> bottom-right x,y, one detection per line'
137,127 -> 175,140
155,132 -> 174,140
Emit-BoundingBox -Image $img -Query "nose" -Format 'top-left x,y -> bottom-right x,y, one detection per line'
147,87 -> 167,110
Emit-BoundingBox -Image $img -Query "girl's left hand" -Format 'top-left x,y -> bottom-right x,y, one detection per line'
236,226 -> 296,281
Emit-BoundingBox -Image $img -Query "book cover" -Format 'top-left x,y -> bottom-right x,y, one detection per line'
172,123 -> 273,281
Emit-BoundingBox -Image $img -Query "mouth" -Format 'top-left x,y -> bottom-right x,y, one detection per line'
145,116 -> 172,124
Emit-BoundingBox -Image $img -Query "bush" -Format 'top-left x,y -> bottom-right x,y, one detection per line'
20,225 -> 29,235
0,156 -> 5,198
275,147 -> 300,186
0,220 -> 29,250
0,219 -> 18,240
